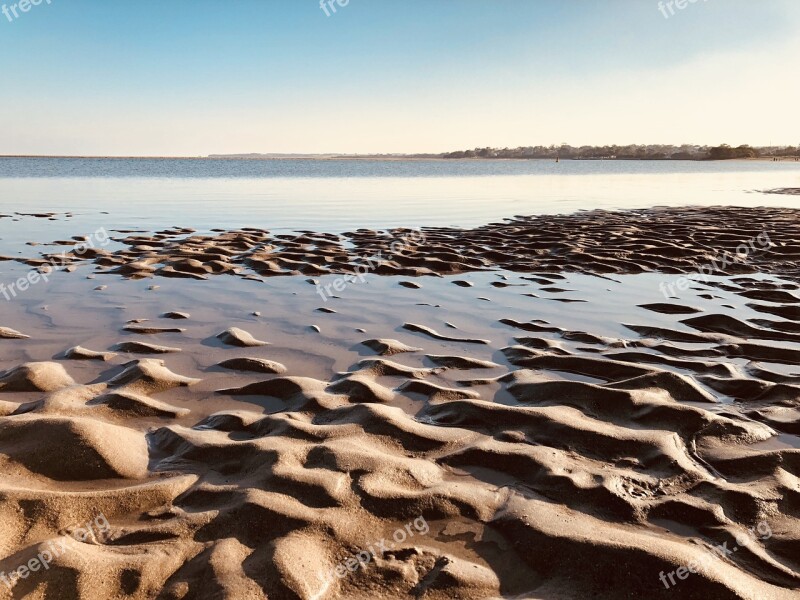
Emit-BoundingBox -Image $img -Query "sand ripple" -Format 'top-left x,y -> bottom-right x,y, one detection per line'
1,207 -> 799,598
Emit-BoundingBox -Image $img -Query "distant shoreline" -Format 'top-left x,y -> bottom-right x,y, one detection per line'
0,155 -> 797,162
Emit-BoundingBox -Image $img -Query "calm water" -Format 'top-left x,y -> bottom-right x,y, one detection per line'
0,158 -> 798,236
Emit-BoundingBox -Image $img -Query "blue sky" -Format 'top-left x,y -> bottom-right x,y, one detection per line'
1,0 -> 798,155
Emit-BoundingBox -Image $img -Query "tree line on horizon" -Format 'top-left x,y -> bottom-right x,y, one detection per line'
438,144 -> 799,160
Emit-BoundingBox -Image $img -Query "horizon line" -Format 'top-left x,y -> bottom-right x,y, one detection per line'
1,143 -> 798,161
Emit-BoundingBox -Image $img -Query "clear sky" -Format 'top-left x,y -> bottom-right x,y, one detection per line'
1,0 -> 798,155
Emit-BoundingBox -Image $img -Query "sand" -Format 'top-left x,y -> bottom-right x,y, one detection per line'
0,206 -> 798,599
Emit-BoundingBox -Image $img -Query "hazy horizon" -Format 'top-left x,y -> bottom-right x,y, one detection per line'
1,142 -> 796,160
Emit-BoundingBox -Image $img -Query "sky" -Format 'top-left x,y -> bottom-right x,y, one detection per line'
1,0 -> 798,155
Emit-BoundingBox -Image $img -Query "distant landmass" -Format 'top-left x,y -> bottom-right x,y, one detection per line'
3,145 -> 798,161
210,144 -> 799,161
439,144 -> 800,160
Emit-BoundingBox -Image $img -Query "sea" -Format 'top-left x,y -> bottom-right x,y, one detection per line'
0,157 -> 798,245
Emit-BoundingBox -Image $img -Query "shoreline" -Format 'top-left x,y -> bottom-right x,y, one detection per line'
6,205 -> 800,282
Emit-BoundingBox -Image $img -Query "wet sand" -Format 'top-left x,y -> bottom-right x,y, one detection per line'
0,206 -> 799,599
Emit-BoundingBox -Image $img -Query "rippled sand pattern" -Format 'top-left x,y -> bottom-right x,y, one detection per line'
0,207 -> 799,599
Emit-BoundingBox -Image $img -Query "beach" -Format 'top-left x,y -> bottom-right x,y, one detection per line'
3,0 -> 800,595
0,205 -> 799,598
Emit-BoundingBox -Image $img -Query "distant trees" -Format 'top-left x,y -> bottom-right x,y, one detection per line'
442,144 -> 709,160
440,143 -> 797,160
708,144 -> 758,159
768,145 -> 799,157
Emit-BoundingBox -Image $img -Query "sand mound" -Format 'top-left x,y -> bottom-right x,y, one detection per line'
351,358 -> 439,379
217,327 -> 269,347
327,375 -> 395,403
0,415 -> 148,480
114,341 -> 183,354
639,302 -> 701,315
123,325 -> 187,334
91,390 -> 190,418
0,362 -> 76,392
399,379 -> 481,401
0,326 -> 29,339
426,354 -> 500,369
360,338 -> 422,356
217,357 -> 288,374
218,376 -> 329,401
108,359 -> 200,395
403,323 -> 490,344
64,346 -> 117,361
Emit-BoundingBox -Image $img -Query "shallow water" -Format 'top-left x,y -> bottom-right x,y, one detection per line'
2,247 -> 797,412
0,158 -> 799,238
